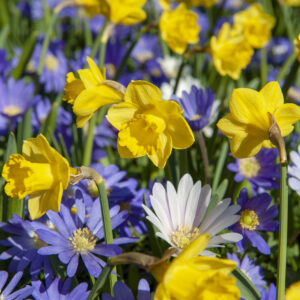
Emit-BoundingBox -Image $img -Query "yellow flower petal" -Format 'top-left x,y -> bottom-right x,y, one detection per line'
260,81 -> 284,113
231,132 -> 264,158
148,133 -> 172,168
63,72 -> 85,105
106,102 -> 138,131
125,80 -> 162,106
229,88 -> 269,130
73,85 -> 124,128
217,113 -> 245,139
86,56 -> 106,82
274,103 -> 300,137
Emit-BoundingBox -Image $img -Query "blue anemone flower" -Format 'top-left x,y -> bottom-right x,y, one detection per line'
226,253 -> 266,292
0,271 -> 33,300
0,77 -> 41,121
230,189 -> 279,255
102,279 -> 151,300
0,214 -> 53,276
36,199 -> 129,278
261,283 -> 276,300
32,276 -> 90,300
227,148 -> 280,194
178,86 -> 216,131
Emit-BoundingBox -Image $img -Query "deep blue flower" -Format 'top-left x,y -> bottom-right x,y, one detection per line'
31,41 -> 68,93
0,77 -> 41,122
0,271 -> 33,299
0,214 -> 53,276
70,47 -> 94,72
227,148 -> 280,195
0,49 -> 11,76
32,276 -> 90,300
178,86 -> 215,131
267,37 -> 293,66
32,98 -> 52,132
102,279 -> 151,300
260,283 -> 276,300
36,199 -> 129,278
226,253 -> 266,292
230,189 -> 279,255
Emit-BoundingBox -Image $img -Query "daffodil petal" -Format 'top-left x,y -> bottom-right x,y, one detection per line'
259,81 -> 284,113
217,113 -> 246,138
22,135 -> 50,163
148,133 -> 172,168
87,56 -> 106,82
274,103 -> 300,137
77,69 -> 99,89
125,80 -> 162,106
106,102 -> 138,130
117,142 -> 140,158
229,88 -> 269,129
230,132 -> 264,158
63,72 -> 85,104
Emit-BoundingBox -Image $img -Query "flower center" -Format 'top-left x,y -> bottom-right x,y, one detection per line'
239,209 -> 259,230
29,230 -> 48,249
69,227 -> 97,254
171,224 -> 200,249
118,113 -> 166,157
239,157 -> 260,178
190,114 -> 202,121
3,105 -> 22,117
0,294 -> 4,300
105,63 -> 116,78
45,54 -> 59,71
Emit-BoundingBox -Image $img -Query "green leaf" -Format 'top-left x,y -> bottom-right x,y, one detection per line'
206,179 -> 228,215
232,268 -> 261,300
87,265 -> 113,300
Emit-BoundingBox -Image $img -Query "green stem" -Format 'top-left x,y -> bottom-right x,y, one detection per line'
260,48 -> 267,88
82,114 -> 96,166
37,12 -> 58,75
212,140 -> 228,193
282,60 -> 299,96
276,52 -> 296,82
89,21 -> 108,62
173,58 -> 185,95
197,130 -> 210,184
277,163 -> 288,300
96,181 -> 117,294
113,30 -> 143,81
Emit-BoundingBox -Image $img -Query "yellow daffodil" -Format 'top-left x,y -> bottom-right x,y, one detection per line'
159,4 -> 200,54
95,0 -> 146,26
106,80 -> 194,168
63,56 -> 124,128
72,0 -> 101,16
210,22 -> 254,80
286,281 -> 300,300
159,0 -> 218,9
217,81 -> 300,158
233,4 -> 275,49
150,234 -> 240,300
294,34 -> 300,62
2,134 -> 77,220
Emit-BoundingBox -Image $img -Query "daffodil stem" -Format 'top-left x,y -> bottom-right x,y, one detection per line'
82,114 -> 96,166
260,48 -> 267,88
173,58 -> 186,95
37,11 -> 58,76
282,60 -> 299,97
96,181 -> 117,294
277,162 -> 288,300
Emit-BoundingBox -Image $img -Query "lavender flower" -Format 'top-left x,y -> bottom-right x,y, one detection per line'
288,145 -> 300,196
227,253 -> 266,292
102,279 -> 151,300
0,214 -> 53,276
178,86 -> 216,131
0,271 -> 33,299
230,189 -> 279,255
36,199 -> 129,277
32,276 -> 90,300
228,148 -> 280,194
261,283 -> 276,300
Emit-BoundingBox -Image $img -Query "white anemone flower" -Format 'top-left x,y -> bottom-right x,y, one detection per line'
288,145 -> 300,196
143,173 -> 242,256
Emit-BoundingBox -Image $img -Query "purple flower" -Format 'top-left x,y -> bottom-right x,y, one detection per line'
0,49 -> 11,76
32,276 -> 90,300
260,283 -> 276,300
230,189 -> 279,255
178,86 -> 215,131
36,199 -> 129,278
0,77 -> 41,121
226,253 -> 266,292
31,42 -> 68,93
32,98 -> 52,132
102,279 -> 151,300
0,271 -> 33,299
267,37 -> 293,66
227,148 -> 280,194
0,214 -> 53,276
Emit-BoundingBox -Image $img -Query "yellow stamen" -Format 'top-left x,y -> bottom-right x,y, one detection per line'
190,114 -> 202,121
239,157 -> 260,178
3,105 -> 22,117
69,228 -> 97,254
171,224 -> 200,249
45,54 -> 59,71
239,209 -> 259,230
